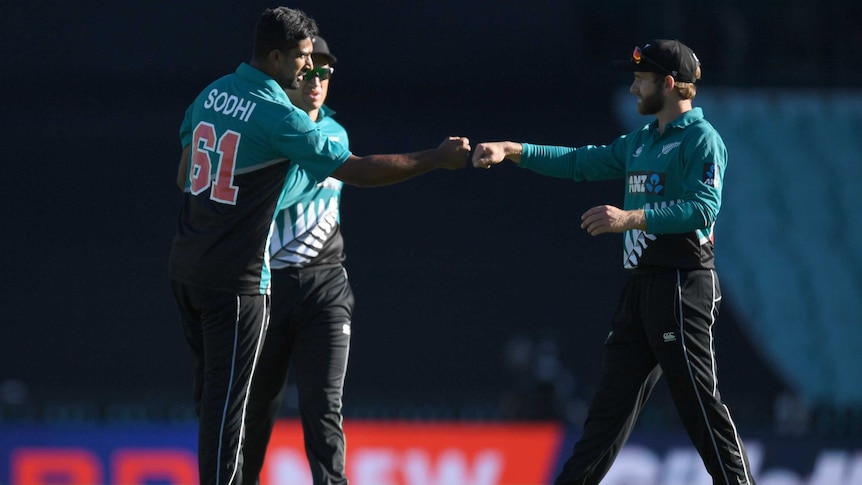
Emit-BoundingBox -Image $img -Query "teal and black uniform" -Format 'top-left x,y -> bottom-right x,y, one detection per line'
523,108 -> 756,484
169,63 -> 350,485
243,105 -> 354,485
268,106 -> 349,269
170,64 -> 350,295
522,107 -> 722,272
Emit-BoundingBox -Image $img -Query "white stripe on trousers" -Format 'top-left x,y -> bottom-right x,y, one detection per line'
676,269 -> 751,485
217,295 -> 270,485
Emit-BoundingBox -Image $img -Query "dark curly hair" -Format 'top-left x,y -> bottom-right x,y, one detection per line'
252,7 -> 319,61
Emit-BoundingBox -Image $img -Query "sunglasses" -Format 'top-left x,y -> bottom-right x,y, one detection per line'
631,46 -> 672,77
302,66 -> 334,81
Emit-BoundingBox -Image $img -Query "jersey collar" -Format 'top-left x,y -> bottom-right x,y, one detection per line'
650,106 -> 704,134
236,63 -> 290,104
319,104 -> 336,121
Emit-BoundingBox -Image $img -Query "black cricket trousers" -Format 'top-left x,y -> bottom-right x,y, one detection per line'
554,269 -> 757,485
172,281 -> 270,485
243,264 -> 354,485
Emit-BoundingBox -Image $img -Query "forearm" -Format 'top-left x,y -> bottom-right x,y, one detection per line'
334,151 -> 444,187
499,142 -> 524,164
581,206 -> 646,235
323,137 -> 468,187
626,208 -> 648,231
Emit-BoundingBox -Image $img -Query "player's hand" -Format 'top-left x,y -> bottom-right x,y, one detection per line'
581,206 -> 646,235
471,142 -> 515,169
436,136 -> 471,170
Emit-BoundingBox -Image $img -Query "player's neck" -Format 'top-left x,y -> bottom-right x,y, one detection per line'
656,100 -> 690,135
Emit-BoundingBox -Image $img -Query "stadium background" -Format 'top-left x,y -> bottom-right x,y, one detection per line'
2,0 -> 861,483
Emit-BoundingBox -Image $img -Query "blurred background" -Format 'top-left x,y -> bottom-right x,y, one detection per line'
2,0 -> 861,483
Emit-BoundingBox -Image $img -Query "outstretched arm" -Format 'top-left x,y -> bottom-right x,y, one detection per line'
332,136 -> 470,187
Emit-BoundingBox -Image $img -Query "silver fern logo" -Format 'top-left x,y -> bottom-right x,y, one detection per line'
270,194 -> 340,266
660,141 -> 681,156
623,229 -> 657,268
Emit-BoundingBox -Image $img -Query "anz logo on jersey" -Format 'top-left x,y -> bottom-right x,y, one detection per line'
703,163 -> 720,188
628,171 -> 666,195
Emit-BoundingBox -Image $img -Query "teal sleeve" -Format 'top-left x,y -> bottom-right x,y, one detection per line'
645,132 -> 726,234
645,202 -> 712,234
272,111 -> 352,182
519,143 -> 578,179
521,140 -> 628,181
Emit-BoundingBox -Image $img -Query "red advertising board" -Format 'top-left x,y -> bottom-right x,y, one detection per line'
2,421 -> 860,484
263,420 -> 564,485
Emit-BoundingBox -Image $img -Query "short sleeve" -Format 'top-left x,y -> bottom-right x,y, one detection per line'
272,110 -> 351,182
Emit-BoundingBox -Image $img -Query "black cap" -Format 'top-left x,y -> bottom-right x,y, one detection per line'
312,36 -> 337,65
613,39 -> 700,83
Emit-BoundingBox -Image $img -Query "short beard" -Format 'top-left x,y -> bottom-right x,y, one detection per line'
286,78 -> 301,90
637,89 -> 664,115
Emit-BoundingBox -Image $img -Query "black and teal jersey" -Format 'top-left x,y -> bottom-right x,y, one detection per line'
169,63 -> 352,295
521,107 -> 726,270
269,105 -> 349,269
